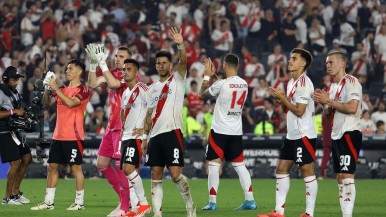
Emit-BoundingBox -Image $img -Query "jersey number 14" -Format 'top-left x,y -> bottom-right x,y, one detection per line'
230,91 -> 246,109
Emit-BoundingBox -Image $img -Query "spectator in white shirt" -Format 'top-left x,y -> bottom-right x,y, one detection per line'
371,101 -> 386,126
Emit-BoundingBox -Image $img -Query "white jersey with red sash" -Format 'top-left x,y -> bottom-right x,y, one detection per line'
267,53 -> 287,89
211,29 -> 234,51
329,74 -> 362,140
121,82 -> 148,141
147,72 -> 186,138
286,74 -> 317,140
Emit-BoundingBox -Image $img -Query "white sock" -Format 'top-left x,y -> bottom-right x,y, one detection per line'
151,180 -> 163,215
304,175 -> 317,216
208,161 -> 220,203
44,188 -> 56,205
128,171 -> 148,205
174,174 -> 194,208
129,185 -> 139,211
75,189 -> 84,205
342,178 -> 355,216
275,174 -> 290,215
232,162 -> 254,201
338,184 -> 344,213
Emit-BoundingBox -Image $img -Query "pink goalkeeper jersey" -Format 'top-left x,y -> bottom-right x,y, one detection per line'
106,68 -> 128,131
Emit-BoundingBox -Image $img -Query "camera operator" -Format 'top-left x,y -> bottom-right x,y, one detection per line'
0,66 -> 32,205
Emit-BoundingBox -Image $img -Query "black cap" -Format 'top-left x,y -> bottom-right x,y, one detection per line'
2,66 -> 24,80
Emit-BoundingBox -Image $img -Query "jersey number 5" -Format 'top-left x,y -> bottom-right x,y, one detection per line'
231,91 -> 246,109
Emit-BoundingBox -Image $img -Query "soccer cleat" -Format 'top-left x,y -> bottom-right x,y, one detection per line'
300,213 -> 312,217
202,202 -> 217,210
258,211 -> 285,217
66,203 -> 85,210
2,197 -> 23,205
186,204 -> 196,217
107,203 -> 122,217
134,204 -> 151,217
14,192 -> 31,204
235,200 -> 257,210
31,202 -> 54,210
121,210 -> 137,217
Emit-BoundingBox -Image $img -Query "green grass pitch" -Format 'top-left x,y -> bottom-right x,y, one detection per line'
0,179 -> 385,217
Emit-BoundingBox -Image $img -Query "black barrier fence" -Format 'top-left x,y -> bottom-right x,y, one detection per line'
24,133 -> 386,179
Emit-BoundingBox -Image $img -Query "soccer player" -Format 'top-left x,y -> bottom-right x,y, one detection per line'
313,51 -> 362,217
142,27 -> 196,217
258,48 -> 317,217
198,55 -> 257,211
86,44 -> 136,216
31,59 -> 91,211
0,66 -> 31,205
119,58 -> 150,217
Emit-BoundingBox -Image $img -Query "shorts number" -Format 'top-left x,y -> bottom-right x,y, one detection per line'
126,147 -> 135,157
71,149 -> 77,158
340,155 -> 351,166
173,148 -> 179,159
297,147 -> 302,158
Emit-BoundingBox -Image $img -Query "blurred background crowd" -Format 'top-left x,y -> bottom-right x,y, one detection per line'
1,0 -> 386,137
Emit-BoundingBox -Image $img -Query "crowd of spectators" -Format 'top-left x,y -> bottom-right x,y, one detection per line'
1,0 -> 386,136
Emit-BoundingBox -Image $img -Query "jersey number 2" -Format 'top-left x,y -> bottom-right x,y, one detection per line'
231,91 -> 246,109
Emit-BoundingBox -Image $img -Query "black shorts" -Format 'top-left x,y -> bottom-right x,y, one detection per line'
279,137 -> 317,165
0,132 -> 31,163
332,130 -> 362,174
145,129 -> 184,167
206,129 -> 244,162
120,139 -> 142,169
47,140 -> 84,165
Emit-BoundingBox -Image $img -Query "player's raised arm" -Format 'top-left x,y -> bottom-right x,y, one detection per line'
95,44 -> 122,89
169,27 -> 187,78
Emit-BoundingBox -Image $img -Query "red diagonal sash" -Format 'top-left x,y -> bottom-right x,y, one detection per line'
345,2 -> 357,15
215,31 -> 229,46
285,75 -> 303,114
353,60 -> 364,76
152,75 -> 174,127
122,85 -> 140,130
331,77 -> 347,126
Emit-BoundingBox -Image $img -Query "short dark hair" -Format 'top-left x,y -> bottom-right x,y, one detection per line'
327,51 -> 346,62
155,50 -> 172,62
67,59 -> 85,75
118,46 -> 133,56
291,48 -> 313,70
223,53 -> 239,68
123,58 -> 139,70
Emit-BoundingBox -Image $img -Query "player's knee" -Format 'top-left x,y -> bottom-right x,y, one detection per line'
9,160 -> 21,171
123,165 -> 135,176
47,164 -> 59,173
22,154 -> 32,165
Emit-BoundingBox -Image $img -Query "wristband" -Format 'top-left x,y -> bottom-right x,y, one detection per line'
10,110 -> 14,115
177,44 -> 185,50
99,61 -> 109,72
142,134 -> 148,140
203,76 -> 210,81
90,63 -> 97,72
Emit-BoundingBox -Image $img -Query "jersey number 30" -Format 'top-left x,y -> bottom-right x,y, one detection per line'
231,91 -> 246,109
